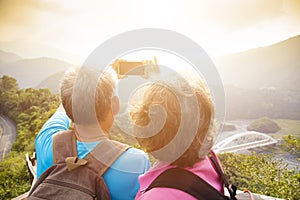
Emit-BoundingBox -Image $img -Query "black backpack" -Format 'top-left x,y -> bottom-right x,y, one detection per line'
145,152 -> 264,200
26,130 -> 129,200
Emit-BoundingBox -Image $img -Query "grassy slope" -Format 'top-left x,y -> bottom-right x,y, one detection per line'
274,119 -> 300,136
268,119 -> 300,140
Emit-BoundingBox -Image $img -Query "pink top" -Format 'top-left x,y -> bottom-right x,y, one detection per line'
135,151 -> 224,200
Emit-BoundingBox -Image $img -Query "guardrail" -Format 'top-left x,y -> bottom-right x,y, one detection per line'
214,131 -> 278,153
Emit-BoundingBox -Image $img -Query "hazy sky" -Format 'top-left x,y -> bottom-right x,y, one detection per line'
0,0 -> 300,63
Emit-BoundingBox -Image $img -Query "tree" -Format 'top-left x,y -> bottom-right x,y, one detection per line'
282,135 -> 300,157
0,75 -> 18,93
0,91 -> 19,117
0,77 -> 60,198
0,153 -> 30,199
218,153 -> 300,200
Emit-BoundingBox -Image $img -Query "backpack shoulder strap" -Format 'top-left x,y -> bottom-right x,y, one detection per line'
145,167 -> 230,200
208,152 -> 237,200
85,138 -> 130,176
53,130 -> 77,164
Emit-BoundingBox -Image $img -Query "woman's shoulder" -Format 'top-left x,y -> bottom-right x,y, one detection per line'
187,154 -> 224,192
137,187 -> 197,200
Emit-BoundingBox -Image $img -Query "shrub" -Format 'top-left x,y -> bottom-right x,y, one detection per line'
219,153 -> 300,200
247,117 -> 281,133
0,153 -> 31,199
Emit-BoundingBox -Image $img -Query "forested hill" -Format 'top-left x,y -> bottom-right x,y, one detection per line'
0,75 -> 60,152
213,35 -> 300,120
0,75 -> 60,198
0,75 -> 299,199
0,50 -> 73,89
215,35 -> 300,90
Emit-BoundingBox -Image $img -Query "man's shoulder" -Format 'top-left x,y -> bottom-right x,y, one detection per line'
120,147 -> 149,161
110,147 -> 150,173
126,147 -> 148,154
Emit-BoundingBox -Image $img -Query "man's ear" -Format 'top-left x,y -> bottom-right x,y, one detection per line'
111,96 -> 120,115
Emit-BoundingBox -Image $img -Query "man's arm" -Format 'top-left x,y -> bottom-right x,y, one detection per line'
56,103 -> 65,112
35,104 -> 71,177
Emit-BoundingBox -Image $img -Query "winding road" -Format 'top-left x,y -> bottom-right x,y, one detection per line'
0,115 -> 17,161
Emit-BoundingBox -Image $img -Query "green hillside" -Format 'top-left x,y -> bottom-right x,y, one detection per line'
275,119 -> 300,136
0,75 -> 60,198
0,75 -> 299,199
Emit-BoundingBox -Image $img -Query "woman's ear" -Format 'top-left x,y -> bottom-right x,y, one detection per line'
111,96 -> 120,115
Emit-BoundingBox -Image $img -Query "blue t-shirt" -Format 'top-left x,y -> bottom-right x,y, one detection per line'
35,111 -> 150,200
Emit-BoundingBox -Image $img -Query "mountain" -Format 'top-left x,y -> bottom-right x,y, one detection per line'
0,54 -> 73,88
214,35 -> 300,91
0,40 -> 84,65
0,50 -> 22,63
1,35 -> 299,119
36,71 -> 65,93
213,35 -> 300,119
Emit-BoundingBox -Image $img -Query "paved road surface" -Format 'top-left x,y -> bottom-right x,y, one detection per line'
0,115 -> 17,161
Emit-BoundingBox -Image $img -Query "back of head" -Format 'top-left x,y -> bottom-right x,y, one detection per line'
130,75 -> 215,167
60,66 -> 117,125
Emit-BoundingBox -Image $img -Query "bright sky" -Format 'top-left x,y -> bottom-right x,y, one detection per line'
0,0 -> 300,64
